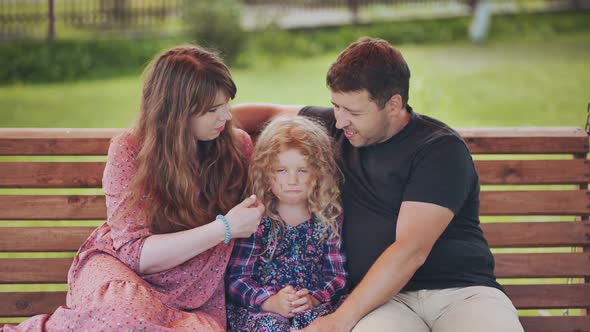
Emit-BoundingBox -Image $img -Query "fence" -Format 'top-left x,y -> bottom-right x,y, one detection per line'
0,0 -> 183,41
241,0 -> 586,29
0,0 -> 586,41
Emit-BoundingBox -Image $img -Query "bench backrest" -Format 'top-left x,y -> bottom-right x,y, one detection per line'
0,127 -> 589,331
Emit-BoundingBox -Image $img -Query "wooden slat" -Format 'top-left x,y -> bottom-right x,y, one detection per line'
505,284 -> 590,309
520,316 -> 590,332
0,162 -> 105,188
1,253 -> 586,283
1,160 -> 586,188
0,127 -> 587,155
0,291 -> 66,317
1,305 -> 589,329
0,222 -> 576,253
483,221 -> 590,247
480,190 -> 590,215
2,160 -> 587,188
475,159 -> 590,185
0,295 -> 589,323
0,227 -> 95,252
460,127 -> 587,138
0,195 -> 106,220
494,253 -> 590,278
2,191 -> 586,220
0,258 -> 72,283
2,253 -> 589,284
3,254 -> 588,283
459,127 -> 589,154
0,129 -> 120,155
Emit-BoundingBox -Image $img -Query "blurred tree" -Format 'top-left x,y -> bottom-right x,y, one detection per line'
183,0 -> 246,65
348,0 -> 360,24
113,0 -> 127,22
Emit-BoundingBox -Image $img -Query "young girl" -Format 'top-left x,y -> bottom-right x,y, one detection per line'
225,116 -> 347,331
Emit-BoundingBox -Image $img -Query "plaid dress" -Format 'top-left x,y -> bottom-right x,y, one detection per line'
225,216 -> 347,332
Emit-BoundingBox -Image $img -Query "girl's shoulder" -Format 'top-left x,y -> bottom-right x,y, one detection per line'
259,216 -> 274,230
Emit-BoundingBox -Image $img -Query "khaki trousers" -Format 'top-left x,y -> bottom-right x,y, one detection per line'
352,286 -> 524,332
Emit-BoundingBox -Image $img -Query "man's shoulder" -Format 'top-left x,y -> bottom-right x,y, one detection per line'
414,113 -> 465,146
299,105 -> 334,117
299,105 -> 337,135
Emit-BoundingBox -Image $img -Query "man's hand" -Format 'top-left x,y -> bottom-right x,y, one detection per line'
290,288 -> 321,314
261,285 -> 296,318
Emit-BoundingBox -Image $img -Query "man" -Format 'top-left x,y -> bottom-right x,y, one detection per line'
233,37 -> 523,332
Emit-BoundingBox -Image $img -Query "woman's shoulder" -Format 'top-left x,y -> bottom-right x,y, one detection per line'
109,129 -> 140,158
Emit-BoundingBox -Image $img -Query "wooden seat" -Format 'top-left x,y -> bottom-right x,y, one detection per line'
0,127 -> 589,331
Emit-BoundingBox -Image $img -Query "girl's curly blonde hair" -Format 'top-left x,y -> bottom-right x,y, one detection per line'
248,116 -> 343,254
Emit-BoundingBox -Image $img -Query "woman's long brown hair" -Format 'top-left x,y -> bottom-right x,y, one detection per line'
131,45 -> 247,234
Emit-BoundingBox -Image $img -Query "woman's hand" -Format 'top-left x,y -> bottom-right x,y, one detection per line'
291,288 -> 321,313
261,285 -> 296,318
225,194 -> 265,239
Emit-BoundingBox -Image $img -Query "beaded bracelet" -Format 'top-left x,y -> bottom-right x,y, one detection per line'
216,214 -> 231,244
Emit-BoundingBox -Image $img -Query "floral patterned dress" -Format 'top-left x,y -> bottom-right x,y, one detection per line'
225,216 -> 347,332
3,130 -> 253,332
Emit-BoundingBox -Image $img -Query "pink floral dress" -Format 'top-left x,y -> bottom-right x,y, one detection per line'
3,130 -> 253,332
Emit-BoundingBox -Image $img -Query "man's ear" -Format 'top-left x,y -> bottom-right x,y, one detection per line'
388,94 -> 403,113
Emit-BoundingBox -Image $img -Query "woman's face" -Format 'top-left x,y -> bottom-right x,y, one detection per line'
191,91 -> 232,141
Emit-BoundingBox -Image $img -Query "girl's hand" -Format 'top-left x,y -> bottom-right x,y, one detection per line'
225,195 -> 265,238
261,285 -> 296,318
291,288 -> 321,313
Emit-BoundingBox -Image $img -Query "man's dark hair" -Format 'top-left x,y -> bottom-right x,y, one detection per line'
327,37 -> 411,108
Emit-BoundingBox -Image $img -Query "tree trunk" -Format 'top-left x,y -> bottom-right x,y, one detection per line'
348,0 -> 360,25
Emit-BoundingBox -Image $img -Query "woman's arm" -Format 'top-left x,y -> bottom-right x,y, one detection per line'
139,195 -> 264,274
139,220 -> 225,274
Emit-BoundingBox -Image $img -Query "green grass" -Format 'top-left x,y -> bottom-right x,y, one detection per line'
1,32 -> 589,128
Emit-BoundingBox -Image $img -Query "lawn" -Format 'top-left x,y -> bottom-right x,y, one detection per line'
1,32 -> 589,129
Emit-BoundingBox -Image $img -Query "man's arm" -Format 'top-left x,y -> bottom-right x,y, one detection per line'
300,201 -> 453,331
231,103 -> 301,136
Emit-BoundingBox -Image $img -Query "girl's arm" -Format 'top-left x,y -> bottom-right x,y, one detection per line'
310,217 -> 348,304
226,224 -> 277,309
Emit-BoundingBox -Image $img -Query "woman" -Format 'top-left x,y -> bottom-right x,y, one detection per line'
3,45 -> 263,331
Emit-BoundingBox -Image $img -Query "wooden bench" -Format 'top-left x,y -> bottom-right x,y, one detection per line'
0,127 -> 589,331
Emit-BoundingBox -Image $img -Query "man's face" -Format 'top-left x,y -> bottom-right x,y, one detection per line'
331,89 -> 394,147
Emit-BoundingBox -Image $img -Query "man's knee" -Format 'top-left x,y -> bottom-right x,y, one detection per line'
352,299 -> 428,332
433,286 -> 523,332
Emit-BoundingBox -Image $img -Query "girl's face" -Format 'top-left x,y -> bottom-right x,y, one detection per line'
271,148 -> 311,207
190,91 -> 232,141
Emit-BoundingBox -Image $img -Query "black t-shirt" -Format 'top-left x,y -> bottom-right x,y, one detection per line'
300,105 -> 501,292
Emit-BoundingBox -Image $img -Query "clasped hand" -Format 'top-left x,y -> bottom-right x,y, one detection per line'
261,285 -> 321,318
